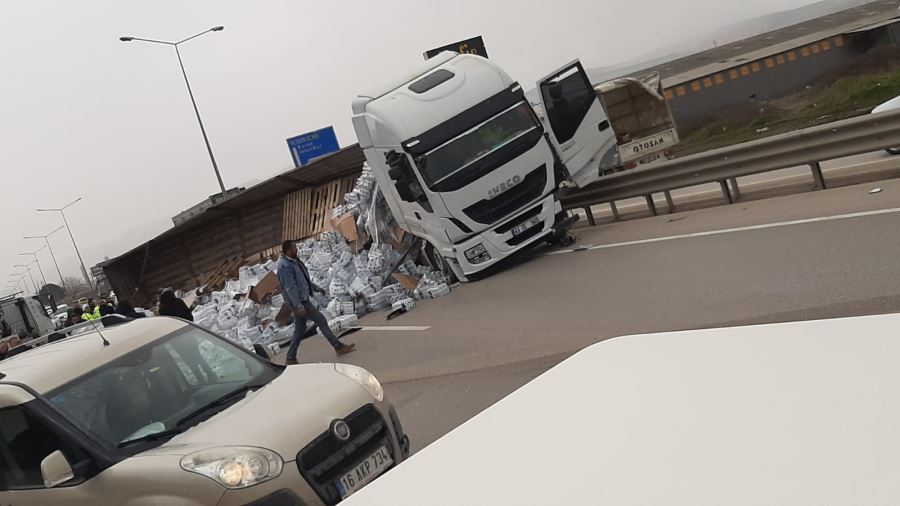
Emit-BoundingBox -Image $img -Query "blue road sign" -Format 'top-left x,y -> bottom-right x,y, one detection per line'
287,126 -> 340,167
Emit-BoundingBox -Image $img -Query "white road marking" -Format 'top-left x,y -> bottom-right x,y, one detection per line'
359,326 -> 432,331
548,206 -> 900,255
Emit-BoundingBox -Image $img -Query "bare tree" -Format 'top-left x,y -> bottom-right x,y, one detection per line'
63,276 -> 92,301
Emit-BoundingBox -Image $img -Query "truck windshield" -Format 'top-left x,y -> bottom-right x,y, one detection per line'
46,326 -> 280,449
420,102 -> 539,187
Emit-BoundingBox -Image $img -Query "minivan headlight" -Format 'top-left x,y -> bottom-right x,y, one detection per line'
335,363 -> 384,402
181,447 -> 283,489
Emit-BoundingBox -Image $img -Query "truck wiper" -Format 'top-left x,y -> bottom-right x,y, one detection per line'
117,427 -> 185,448
175,383 -> 266,428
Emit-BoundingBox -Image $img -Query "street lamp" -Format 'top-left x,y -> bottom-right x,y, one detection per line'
14,264 -> 38,294
119,26 -> 227,194
18,275 -> 30,294
13,272 -> 32,295
36,198 -> 94,291
19,246 -> 48,289
24,225 -> 66,287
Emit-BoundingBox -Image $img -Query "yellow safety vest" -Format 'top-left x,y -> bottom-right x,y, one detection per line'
81,306 -> 102,321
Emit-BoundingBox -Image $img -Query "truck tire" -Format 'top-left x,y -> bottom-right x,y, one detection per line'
547,228 -> 577,247
424,243 -> 459,284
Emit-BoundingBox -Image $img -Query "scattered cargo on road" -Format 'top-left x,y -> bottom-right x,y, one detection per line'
188,164 -> 452,353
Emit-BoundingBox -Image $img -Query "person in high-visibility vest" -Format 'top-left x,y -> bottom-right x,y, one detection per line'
81,301 -> 102,321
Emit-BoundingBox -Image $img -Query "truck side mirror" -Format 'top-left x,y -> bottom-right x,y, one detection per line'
388,166 -> 405,181
385,151 -> 407,181
41,450 -> 75,488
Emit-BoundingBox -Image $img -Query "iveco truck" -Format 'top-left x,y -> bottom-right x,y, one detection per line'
351,52 -> 617,281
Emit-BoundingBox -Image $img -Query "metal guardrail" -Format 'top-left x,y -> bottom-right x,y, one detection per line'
562,108 -> 900,221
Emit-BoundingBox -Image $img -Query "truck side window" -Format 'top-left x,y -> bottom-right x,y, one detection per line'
0,405 -> 78,490
540,65 -> 596,144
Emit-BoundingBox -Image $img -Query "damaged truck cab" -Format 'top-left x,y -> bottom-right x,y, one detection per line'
351,52 -> 616,281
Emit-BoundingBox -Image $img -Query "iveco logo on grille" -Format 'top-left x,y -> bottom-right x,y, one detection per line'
331,420 -> 351,441
488,175 -> 523,200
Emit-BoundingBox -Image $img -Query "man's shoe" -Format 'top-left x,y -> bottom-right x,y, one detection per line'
285,357 -> 299,365
335,343 -> 357,356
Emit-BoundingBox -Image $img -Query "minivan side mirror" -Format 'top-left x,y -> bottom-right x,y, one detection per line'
41,450 -> 75,488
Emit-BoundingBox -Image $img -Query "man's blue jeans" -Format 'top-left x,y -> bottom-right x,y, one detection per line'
286,300 -> 342,360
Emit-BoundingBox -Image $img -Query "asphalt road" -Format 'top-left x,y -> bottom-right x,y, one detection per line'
290,174 -> 900,454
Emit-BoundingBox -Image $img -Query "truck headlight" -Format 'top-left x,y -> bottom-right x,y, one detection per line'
464,244 -> 491,264
181,447 -> 283,489
335,363 -> 384,402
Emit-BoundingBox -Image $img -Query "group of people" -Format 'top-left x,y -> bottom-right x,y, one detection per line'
64,297 -> 145,327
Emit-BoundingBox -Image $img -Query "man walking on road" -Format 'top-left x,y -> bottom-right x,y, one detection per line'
277,240 -> 356,365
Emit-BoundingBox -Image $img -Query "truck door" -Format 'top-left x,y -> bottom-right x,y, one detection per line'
537,61 -> 616,188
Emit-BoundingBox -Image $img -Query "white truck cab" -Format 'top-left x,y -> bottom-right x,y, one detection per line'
352,53 -> 615,280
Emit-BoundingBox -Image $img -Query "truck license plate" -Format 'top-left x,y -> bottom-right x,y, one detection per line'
511,216 -> 541,237
335,446 -> 393,499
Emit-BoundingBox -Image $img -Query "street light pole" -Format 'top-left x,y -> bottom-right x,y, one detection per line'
24,225 -> 66,287
37,198 -> 94,292
14,272 -> 33,295
14,264 -> 37,294
120,26 -> 227,194
19,247 -> 48,288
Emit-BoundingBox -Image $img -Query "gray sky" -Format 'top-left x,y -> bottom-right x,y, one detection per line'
1,0 -> 821,295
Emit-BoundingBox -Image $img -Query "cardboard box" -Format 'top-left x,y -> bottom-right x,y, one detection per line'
248,272 -> 281,304
388,226 -> 407,251
393,272 -> 420,290
181,290 -> 198,310
331,213 -> 359,243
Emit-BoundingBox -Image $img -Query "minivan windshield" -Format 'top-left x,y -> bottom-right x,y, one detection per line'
419,102 -> 539,187
47,326 -> 279,448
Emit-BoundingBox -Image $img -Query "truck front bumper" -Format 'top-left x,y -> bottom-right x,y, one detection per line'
452,194 -> 561,277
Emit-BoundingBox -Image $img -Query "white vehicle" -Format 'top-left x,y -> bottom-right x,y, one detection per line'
345,314 -> 900,505
872,95 -> 900,154
595,72 -> 679,172
0,317 -> 410,505
0,295 -> 56,338
352,53 -> 617,281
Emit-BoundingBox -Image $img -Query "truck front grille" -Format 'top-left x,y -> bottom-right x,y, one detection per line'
296,405 -> 395,505
462,165 -> 548,225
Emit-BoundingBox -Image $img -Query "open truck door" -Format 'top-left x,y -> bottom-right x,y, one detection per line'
537,60 -> 616,188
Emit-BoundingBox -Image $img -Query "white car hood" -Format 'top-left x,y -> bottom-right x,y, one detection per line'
345,314 -> 900,506
141,364 -> 374,460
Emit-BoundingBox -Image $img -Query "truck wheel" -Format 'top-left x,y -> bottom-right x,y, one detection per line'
548,230 -> 576,247
558,231 -> 576,247
424,243 -> 459,284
